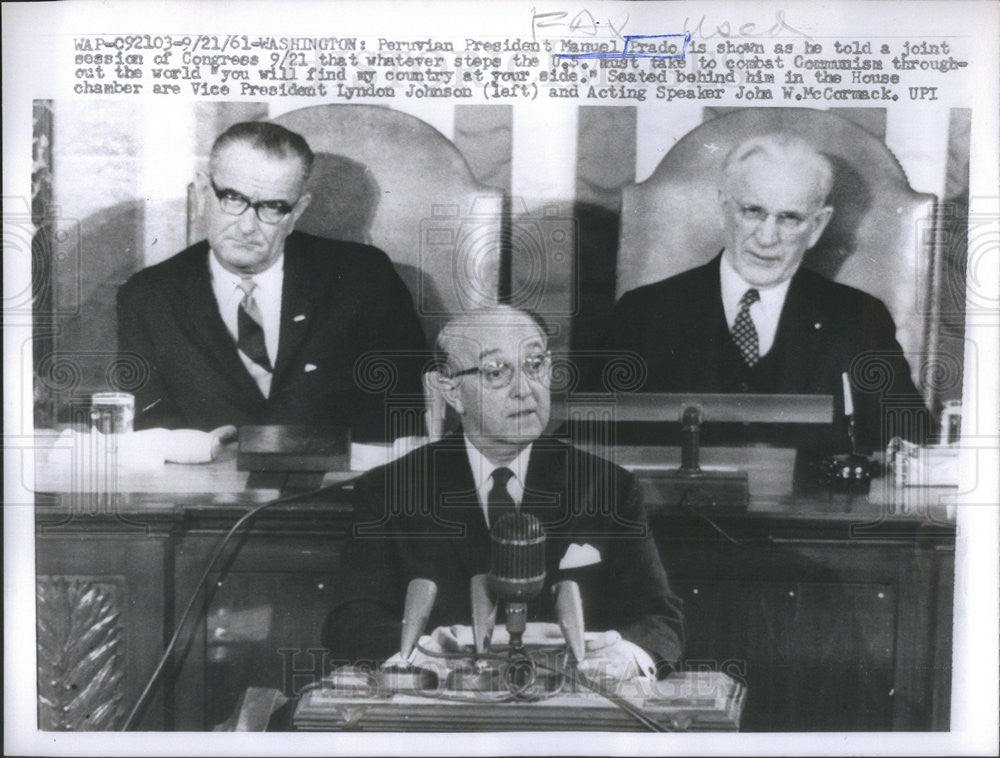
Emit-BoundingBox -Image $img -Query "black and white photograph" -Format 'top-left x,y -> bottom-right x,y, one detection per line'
4,1 -> 998,755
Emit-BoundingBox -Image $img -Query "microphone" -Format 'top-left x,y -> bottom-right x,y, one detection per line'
400,578 -> 437,662
470,573 -> 497,655
487,511 -> 545,650
552,580 -> 586,664
446,574 -> 501,692
679,404 -> 702,473
377,578 -> 438,693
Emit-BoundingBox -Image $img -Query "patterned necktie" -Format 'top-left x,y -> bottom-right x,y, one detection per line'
236,278 -> 272,371
731,288 -> 761,367
487,467 -> 516,529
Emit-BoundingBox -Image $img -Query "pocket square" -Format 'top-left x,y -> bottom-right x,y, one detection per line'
304,363 -> 318,372
293,314 -> 306,322
559,543 -> 601,570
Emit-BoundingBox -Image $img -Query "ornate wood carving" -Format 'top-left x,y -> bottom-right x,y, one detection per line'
32,99 -> 57,427
36,576 -> 126,730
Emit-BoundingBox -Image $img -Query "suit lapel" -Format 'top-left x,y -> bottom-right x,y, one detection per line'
434,436 -> 596,580
523,439 -> 568,527
174,248 -> 263,402
773,270 -> 828,392
272,240 -> 324,390
523,439 -> 576,579
432,435 -> 492,578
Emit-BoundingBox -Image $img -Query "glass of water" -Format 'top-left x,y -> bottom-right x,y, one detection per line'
90,392 -> 135,435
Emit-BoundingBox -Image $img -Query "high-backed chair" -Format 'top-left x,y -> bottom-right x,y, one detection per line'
617,108 -> 939,399
187,105 -> 506,439
189,104 -> 505,345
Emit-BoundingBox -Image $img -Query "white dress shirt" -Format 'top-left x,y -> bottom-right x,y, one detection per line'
463,436 -> 532,528
719,253 -> 791,358
209,251 -> 284,397
463,436 -> 655,677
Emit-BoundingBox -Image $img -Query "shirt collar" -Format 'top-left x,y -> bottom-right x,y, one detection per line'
463,435 -> 532,493
208,250 -> 285,296
719,251 -> 792,317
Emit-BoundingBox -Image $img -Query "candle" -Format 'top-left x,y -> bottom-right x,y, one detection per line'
842,372 -> 854,417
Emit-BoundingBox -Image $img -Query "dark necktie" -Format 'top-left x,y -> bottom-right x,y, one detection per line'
237,278 -> 272,372
731,288 -> 761,367
487,467 -> 516,528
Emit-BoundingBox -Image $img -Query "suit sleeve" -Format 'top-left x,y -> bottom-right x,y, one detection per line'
116,278 -> 183,430
607,475 -> 686,672
852,297 -> 933,448
322,474 -> 406,665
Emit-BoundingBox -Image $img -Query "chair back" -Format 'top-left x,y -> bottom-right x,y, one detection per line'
617,108 -> 938,391
189,104 -> 505,342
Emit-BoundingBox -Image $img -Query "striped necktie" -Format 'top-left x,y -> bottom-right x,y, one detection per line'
236,278 -> 272,371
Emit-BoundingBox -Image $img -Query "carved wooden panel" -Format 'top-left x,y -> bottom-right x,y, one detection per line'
32,99 -> 56,426
36,576 -> 126,730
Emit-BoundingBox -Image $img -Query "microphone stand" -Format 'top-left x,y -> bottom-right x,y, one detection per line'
504,601 -> 528,652
820,378 -> 873,498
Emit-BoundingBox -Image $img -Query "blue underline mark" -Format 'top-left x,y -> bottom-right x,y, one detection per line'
554,32 -> 691,60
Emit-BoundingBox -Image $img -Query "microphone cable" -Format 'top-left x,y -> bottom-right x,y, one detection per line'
534,659 -> 673,732
675,489 -> 745,548
405,643 -> 671,730
121,478 -> 357,731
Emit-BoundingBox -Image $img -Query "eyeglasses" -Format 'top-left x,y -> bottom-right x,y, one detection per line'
449,351 -> 551,390
210,178 -> 297,224
726,193 -> 819,236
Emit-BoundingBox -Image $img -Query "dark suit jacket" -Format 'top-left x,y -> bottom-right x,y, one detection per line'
117,232 -> 428,439
610,254 -> 930,450
323,433 -> 685,671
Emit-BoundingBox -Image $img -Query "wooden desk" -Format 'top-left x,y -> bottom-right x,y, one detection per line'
32,438 -> 955,732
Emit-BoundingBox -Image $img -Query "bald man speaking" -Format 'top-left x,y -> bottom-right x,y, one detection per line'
325,307 -> 684,678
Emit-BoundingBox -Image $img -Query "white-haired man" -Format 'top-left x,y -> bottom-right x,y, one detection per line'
610,134 -> 929,450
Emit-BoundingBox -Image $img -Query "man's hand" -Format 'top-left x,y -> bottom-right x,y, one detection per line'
577,631 -> 657,681
383,625 -> 656,681
429,624 -> 465,652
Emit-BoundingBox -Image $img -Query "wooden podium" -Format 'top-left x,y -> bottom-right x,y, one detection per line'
292,671 -> 744,732
31,432 -> 954,731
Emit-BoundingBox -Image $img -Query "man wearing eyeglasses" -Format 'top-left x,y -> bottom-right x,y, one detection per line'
324,306 -> 685,679
609,133 -> 929,450
117,121 -> 427,437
